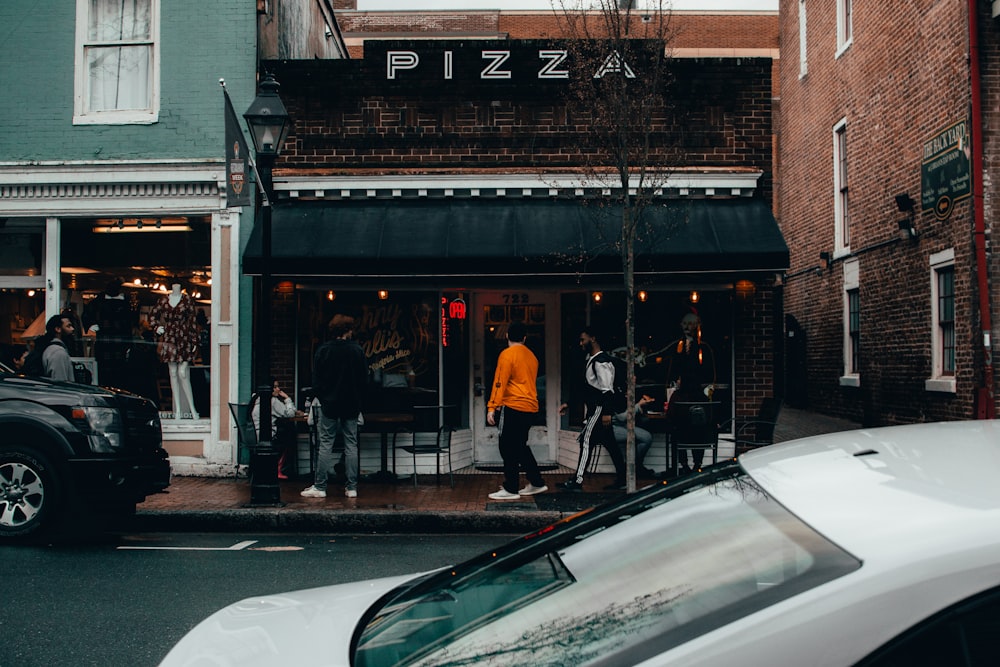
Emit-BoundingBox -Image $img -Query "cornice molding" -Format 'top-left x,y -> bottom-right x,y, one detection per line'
0,160 -> 227,217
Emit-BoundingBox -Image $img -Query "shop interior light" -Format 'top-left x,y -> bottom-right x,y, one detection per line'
92,217 -> 192,233
637,290 -> 648,303
592,291 -> 603,304
689,290 -> 699,303
378,289 -> 389,300
327,290 -> 336,301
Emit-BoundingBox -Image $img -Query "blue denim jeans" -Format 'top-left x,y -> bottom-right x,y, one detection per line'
315,414 -> 359,492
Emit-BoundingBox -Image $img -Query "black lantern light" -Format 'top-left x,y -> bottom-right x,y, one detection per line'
243,73 -> 291,507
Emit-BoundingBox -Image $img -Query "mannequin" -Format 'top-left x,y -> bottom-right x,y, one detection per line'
150,284 -> 201,419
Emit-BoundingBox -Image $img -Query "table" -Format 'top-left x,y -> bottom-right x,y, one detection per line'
361,412 -> 414,483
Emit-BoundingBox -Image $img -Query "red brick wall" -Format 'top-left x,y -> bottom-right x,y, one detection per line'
778,0 -> 996,424
270,57 -> 773,196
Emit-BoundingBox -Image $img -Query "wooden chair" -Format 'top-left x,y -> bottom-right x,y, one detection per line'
393,425 -> 455,487
723,397 -> 782,455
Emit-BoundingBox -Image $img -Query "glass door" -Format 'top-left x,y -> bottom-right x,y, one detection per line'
472,291 -> 558,466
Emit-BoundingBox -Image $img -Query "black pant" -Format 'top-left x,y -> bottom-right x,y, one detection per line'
497,406 -> 545,493
570,405 -> 626,484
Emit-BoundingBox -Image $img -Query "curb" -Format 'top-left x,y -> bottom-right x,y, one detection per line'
135,509 -> 564,534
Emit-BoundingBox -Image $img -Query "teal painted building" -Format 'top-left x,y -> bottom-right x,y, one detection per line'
0,0 -> 258,474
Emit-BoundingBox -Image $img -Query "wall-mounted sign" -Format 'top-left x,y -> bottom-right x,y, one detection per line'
921,119 -> 971,220
365,40 -> 658,95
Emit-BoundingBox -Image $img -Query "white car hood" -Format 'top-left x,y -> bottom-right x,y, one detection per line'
159,573 -> 421,667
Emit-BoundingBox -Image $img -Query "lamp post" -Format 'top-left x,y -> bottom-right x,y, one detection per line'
243,73 -> 291,506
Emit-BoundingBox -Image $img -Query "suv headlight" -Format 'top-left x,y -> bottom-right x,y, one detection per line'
72,406 -> 123,453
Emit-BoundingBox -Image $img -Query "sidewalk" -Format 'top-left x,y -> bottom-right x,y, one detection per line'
136,406 -> 861,534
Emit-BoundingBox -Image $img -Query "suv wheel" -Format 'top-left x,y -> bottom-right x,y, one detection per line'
0,447 -> 61,540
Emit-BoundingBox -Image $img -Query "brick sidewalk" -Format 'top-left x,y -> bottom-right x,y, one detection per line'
137,406 -> 863,533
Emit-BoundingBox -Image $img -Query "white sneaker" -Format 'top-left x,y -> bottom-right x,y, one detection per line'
300,486 -> 326,498
519,484 -> 548,496
488,488 -> 521,500
345,489 -> 358,498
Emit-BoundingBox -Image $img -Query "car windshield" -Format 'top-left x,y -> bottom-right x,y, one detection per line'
353,463 -> 860,666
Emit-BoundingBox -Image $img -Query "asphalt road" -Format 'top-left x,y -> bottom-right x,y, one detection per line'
2,531 -> 516,666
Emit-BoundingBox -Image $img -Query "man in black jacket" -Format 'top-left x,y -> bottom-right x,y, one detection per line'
302,314 -> 368,499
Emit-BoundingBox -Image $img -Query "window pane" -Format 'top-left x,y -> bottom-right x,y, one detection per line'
87,45 -> 151,111
938,268 -> 955,375
88,0 -> 151,42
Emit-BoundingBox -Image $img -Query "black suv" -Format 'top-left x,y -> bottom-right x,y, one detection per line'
0,370 -> 170,540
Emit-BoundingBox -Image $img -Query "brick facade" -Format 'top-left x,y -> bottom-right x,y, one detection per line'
778,0 -> 999,423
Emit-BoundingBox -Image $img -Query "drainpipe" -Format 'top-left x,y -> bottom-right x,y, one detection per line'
968,0 -> 996,418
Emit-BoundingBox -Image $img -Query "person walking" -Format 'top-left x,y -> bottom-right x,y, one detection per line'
301,314 -> 368,499
559,326 -> 628,492
40,314 -> 76,382
486,321 -> 547,500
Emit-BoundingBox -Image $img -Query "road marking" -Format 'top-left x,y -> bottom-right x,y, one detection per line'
117,540 -> 258,551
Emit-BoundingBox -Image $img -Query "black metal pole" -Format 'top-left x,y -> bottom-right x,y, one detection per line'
247,153 -> 282,507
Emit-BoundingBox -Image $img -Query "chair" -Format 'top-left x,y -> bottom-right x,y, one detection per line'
393,425 -> 455,487
723,397 -> 782,455
671,401 -> 719,476
228,402 -> 257,475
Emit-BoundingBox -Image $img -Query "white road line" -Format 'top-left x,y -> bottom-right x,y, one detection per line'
117,540 -> 258,551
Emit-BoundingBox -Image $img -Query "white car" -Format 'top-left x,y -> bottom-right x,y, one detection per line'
161,421 -> 1000,666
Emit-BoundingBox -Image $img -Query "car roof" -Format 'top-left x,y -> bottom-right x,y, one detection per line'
741,420 -> 1000,562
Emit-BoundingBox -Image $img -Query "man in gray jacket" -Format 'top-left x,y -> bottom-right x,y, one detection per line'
41,314 -> 76,383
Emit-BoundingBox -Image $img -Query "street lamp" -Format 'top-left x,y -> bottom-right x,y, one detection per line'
244,73 -> 291,506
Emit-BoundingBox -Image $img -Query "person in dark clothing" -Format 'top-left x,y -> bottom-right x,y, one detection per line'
559,326 -> 628,492
83,277 -> 136,390
665,309 -> 716,473
301,314 -> 368,499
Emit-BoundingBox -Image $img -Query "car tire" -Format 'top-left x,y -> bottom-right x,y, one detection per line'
0,446 -> 62,541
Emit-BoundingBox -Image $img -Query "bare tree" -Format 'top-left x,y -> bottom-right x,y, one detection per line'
552,0 -> 679,492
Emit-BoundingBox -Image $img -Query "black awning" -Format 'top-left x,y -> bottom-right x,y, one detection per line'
243,198 -> 788,284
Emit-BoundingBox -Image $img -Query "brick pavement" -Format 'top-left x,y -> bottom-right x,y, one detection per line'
136,406 -> 862,533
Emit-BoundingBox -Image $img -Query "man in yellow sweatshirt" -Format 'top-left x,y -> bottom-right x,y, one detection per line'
486,321 -> 548,500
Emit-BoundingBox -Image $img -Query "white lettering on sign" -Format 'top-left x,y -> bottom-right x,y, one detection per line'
382,48 -> 638,82
538,49 -> 570,79
481,50 -> 512,79
387,51 -> 419,79
594,50 -> 636,79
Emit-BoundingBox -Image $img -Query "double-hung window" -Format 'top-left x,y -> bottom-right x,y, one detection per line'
841,259 -> 860,387
927,249 -> 957,393
836,0 -> 852,56
798,0 -> 808,78
74,0 -> 160,124
833,119 -> 850,255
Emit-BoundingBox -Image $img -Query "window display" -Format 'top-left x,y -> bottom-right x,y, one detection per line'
59,216 -> 212,419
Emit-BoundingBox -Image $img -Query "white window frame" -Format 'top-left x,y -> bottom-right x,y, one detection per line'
798,0 -> 808,78
840,258 -> 860,387
73,0 -> 160,125
836,0 -> 853,57
926,248 -> 957,393
833,118 -> 850,256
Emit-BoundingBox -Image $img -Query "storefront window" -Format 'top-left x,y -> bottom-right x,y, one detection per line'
560,291 -> 732,429
296,289 -> 470,429
57,216 -> 212,419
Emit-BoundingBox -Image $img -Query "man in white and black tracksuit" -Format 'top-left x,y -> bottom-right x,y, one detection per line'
558,326 -> 627,492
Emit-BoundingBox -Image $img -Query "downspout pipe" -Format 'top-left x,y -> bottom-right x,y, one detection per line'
969,0 -> 996,418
